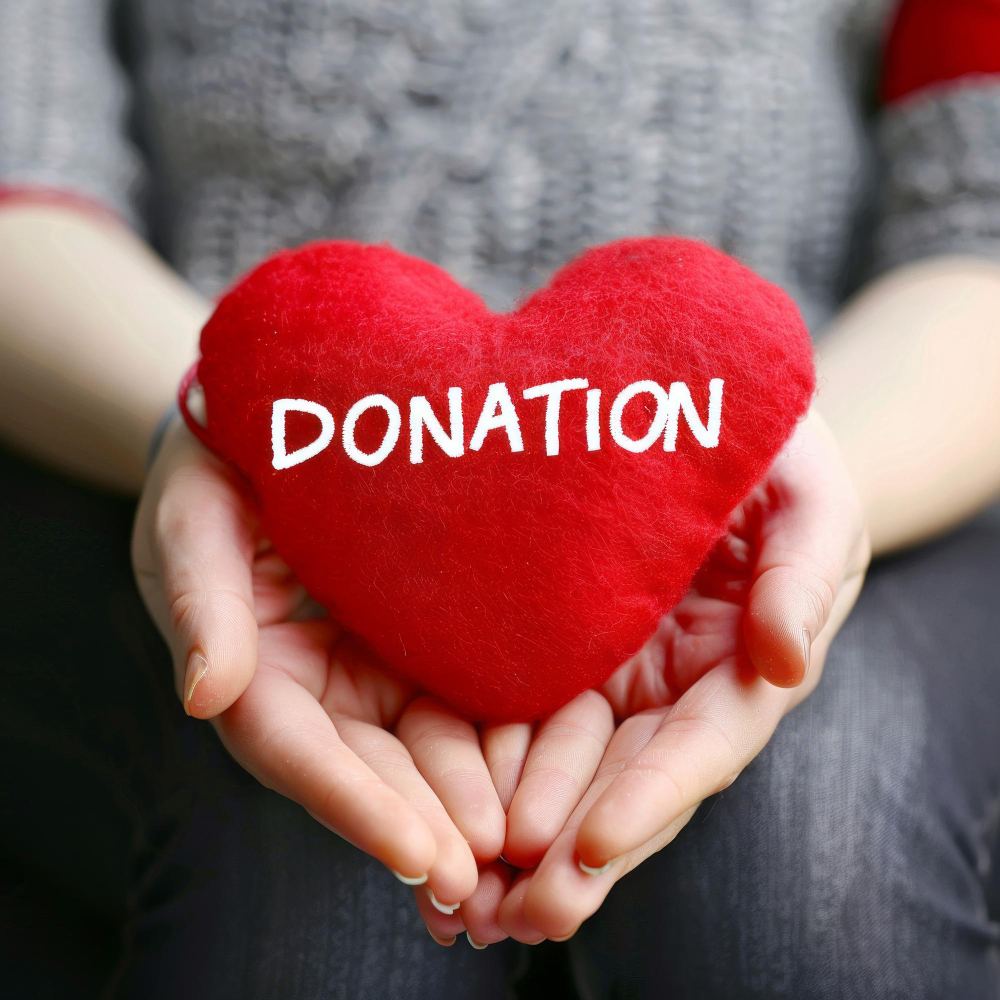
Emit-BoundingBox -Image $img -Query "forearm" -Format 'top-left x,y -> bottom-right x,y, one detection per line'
817,256 -> 1000,556
0,205 -> 209,493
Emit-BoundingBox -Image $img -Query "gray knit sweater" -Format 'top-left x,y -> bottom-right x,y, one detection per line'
3,0 -> 1000,329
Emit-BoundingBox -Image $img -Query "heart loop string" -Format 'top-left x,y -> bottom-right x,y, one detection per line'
177,360 -> 217,454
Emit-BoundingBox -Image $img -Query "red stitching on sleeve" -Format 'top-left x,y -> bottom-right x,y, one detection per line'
0,185 -> 125,226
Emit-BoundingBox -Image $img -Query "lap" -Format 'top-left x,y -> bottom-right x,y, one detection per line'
571,504 -> 1000,999
0,452 -> 517,1000
110,737 -> 517,999
4,448 -> 999,998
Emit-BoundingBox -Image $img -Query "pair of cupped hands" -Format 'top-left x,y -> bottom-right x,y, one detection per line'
133,409 -> 869,948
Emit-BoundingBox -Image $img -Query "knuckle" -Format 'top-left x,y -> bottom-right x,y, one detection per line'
810,573 -> 837,619
153,487 -> 195,557
629,719 -> 741,806
405,718 -> 476,752
787,566 -> 836,630
536,722 -> 608,757
167,586 -> 253,638
520,762 -> 585,794
486,750 -> 527,771
355,744 -> 416,778
153,471 -> 244,558
627,761 -> 690,810
315,771 -> 385,824
168,589 -> 203,635
664,714 -> 738,760
437,764 -> 494,788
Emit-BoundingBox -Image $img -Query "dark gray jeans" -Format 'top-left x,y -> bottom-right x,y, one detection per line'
2,448 -> 999,999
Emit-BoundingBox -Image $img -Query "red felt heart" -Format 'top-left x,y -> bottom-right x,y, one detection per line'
188,237 -> 814,721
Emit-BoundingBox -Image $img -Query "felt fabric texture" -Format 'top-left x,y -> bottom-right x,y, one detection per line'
882,0 -> 1000,105
189,237 -> 814,721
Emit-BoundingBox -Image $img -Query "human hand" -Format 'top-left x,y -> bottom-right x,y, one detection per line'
456,410 -> 869,944
132,422 -> 507,917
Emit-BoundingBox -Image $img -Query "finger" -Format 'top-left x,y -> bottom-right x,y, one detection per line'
335,711 -> 480,908
497,870 -> 547,945
504,690 -> 614,869
251,544 -> 310,626
519,804 -> 699,941
140,433 -> 259,718
309,637 -> 479,907
457,861 -> 515,948
745,413 -> 868,687
396,696 -> 507,862
216,649 -> 437,882
576,658 -> 790,870
787,565 -> 866,710
482,721 -> 533,812
498,704 -> 695,941
412,881 -> 464,946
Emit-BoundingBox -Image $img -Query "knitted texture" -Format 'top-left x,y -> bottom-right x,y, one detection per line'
7,0 -> 1000,323
3,2 -> 1000,320
876,81 -> 1000,272
0,1 -> 144,227
191,238 -> 815,720
0,0 -> 937,332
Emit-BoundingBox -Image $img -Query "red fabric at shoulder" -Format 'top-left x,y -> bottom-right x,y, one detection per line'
882,0 -> 1000,104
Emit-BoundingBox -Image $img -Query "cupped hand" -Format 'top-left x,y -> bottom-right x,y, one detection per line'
477,410 -> 870,944
132,422 -> 507,919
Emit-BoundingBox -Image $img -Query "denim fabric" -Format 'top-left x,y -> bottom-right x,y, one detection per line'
568,504 -> 1000,999
2,447 -> 999,999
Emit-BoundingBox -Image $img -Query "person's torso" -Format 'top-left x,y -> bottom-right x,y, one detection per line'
131,0 -> 892,326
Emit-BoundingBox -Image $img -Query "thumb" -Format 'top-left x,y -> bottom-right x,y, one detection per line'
138,443 -> 259,718
743,414 -> 865,688
168,580 -> 258,718
744,562 -> 835,688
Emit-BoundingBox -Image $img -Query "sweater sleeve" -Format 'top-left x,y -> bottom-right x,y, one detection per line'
0,0 -> 145,227
873,0 -> 1000,272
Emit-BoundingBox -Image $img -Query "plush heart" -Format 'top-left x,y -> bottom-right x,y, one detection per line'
186,237 -> 814,721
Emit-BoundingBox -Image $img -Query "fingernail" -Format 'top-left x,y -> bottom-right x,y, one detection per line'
578,858 -> 614,876
426,887 -> 460,915
801,627 -> 812,676
428,928 -> 456,947
184,652 -> 209,713
391,869 -> 428,886
466,932 -> 488,950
